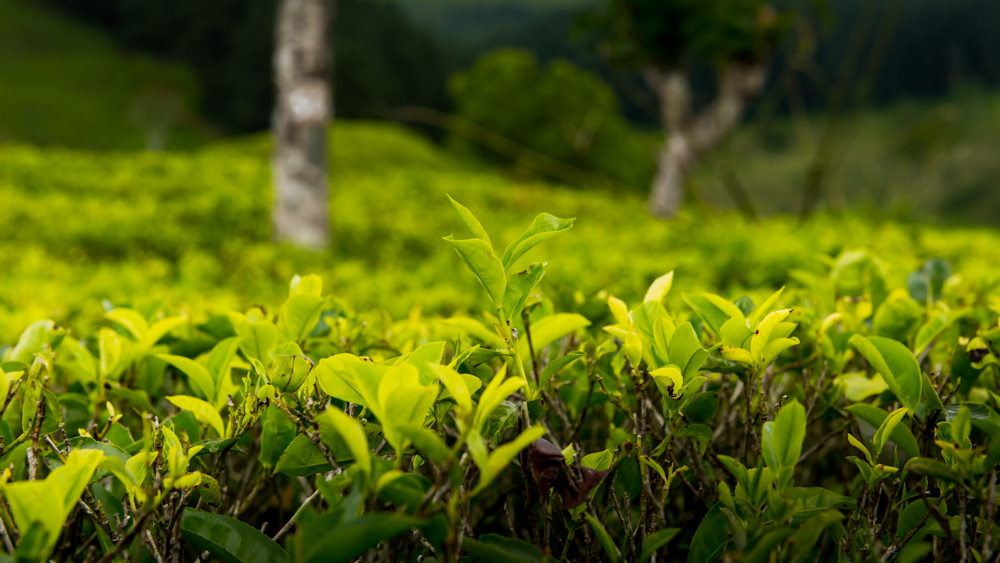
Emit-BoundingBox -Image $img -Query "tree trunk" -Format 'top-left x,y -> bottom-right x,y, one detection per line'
646,64 -> 764,219
649,132 -> 695,219
647,70 -> 692,218
272,0 -> 333,249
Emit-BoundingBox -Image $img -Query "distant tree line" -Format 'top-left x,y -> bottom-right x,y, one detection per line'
42,0 -> 1000,135
43,0 -> 450,134
783,0 -> 1000,106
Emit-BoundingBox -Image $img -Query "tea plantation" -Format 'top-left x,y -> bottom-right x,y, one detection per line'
1,122 -> 1000,562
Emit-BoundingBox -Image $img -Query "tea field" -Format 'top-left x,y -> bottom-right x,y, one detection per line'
1,121 -> 1000,562
3,121 -> 1000,343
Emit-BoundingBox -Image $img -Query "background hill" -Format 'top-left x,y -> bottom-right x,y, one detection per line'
0,0 -> 212,150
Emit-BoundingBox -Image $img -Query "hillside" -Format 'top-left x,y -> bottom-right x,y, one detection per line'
0,0 -> 211,150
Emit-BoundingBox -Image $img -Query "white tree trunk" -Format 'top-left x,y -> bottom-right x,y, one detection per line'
646,64 -> 764,219
272,0 -> 333,249
647,69 -> 692,218
649,132 -> 695,219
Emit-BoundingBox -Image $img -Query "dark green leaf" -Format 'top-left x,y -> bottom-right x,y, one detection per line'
688,504 -> 729,563
762,400 -> 805,473
197,438 -> 241,454
845,404 -> 920,458
463,534 -> 546,563
396,424 -> 451,466
741,529 -> 794,563
639,528 -> 680,563
790,487 -> 857,521
276,419 -> 384,476
904,458 -> 959,483
482,400 -> 519,444
944,403 -> 990,421
585,514 -> 620,563
680,393 -> 718,424
180,509 -> 287,563
536,351 -> 584,393
260,405 -> 296,468
896,498 -> 943,542
789,510 -> 844,563
299,514 -> 422,563
677,424 -> 712,455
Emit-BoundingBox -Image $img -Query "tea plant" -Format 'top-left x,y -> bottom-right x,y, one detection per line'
0,198 -> 998,562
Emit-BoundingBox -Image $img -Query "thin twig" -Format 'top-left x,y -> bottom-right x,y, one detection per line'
272,488 -> 321,542
0,510 -> 14,555
521,310 -> 541,386
144,529 -> 164,563
276,399 -> 340,472
567,370 -> 597,443
960,492 -> 970,563
983,469 -> 997,560
28,399 -> 46,480
96,510 -> 153,563
881,507 -> 931,562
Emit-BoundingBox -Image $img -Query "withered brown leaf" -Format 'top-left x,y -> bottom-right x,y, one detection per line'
525,438 -> 610,510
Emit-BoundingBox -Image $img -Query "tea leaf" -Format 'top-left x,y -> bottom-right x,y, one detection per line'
159,354 -> 215,402
683,293 -> 743,339
501,213 -> 575,273
585,514 -> 620,563
644,272 -> 674,304
167,395 -> 225,438
640,528 -> 680,563
447,194 -> 492,250
318,408 -> 372,476
849,334 -> 922,411
180,509 -> 288,563
846,403 -> 921,457
688,504 -> 729,563
445,236 -> 506,306
874,407 -> 909,456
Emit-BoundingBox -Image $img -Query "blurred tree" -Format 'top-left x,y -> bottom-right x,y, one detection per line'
272,0 -> 332,249
587,0 -> 788,218
447,49 -> 655,190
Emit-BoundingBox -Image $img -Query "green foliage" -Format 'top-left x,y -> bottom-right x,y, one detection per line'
0,195 -> 997,561
449,49 -> 655,189
586,0 -> 789,69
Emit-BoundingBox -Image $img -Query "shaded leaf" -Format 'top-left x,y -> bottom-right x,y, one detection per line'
688,504 -> 729,563
586,514 -> 620,563
180,509 -> 287,563
640,528 -> 680,563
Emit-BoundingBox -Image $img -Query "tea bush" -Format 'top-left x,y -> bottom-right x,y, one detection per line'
0,196 -> 998,562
